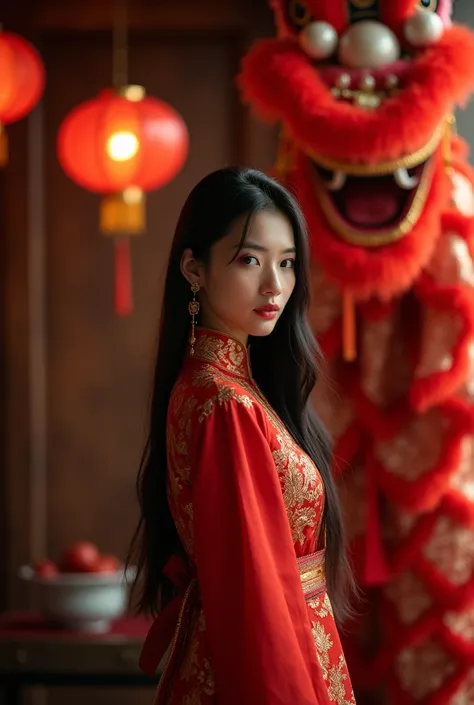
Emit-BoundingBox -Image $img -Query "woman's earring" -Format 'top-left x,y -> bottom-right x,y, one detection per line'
188,282 -> 200,356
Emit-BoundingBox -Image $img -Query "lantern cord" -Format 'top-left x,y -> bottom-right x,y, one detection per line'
113,0 -> 129,88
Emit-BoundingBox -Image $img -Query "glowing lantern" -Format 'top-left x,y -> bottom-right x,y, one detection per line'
0,29 -> 45,165
57,85 -> 189,315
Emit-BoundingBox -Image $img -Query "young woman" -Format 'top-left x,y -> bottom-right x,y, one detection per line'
130,167 -> 356,704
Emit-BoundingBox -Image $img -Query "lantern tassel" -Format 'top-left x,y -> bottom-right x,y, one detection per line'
114,238 -> 133,316
0,125 -> 8,167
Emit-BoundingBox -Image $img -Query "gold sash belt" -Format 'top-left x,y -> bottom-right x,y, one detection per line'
297,548 -> 326,601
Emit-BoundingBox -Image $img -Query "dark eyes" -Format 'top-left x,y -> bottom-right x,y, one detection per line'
240,255 -> 295,268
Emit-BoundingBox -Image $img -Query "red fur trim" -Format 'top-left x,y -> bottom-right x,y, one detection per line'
380,0 -> 417,37
377,441 -> 461,512
239,28 -> 474,163
380,599 -> 474,703
416,556 -> 474,609
376,402 -> 472,512
371,608 -> 447,695
359,299 -> 397,322
386,677 -> 410,705
443,490 -> 474,526
378,601 -> 443,662
441,206 -> 474,276
390,512 -> 438,574
307,1 -> 348,34
429,670 -> 471,705
453,160 -> 474,185
441,209 -> 474,243
269,0 -> 287,37
440,616 -> 474,661
390,667 -> 467,705
451,135 -> 470,162
410,280 -> 474,412
352,388 -> 409,441
379,596 -> 474,702
293,152 -> 449,300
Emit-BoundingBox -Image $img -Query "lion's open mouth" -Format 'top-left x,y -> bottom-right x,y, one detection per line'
308,127 -> 441,248
312,160 -> 426,230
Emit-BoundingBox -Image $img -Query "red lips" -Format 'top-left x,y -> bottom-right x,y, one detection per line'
254,304 -> 280,313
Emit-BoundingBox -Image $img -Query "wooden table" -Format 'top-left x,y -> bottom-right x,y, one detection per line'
0,612 -> 158,705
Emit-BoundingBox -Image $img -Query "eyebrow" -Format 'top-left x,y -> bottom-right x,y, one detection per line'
235,241 -> 296,254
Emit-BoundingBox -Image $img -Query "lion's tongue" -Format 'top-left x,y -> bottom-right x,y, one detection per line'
341,178 -> 402,227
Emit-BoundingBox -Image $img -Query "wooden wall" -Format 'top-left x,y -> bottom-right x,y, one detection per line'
1,0 -> 277,700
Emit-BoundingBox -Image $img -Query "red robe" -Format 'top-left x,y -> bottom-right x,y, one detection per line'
143,327 -> 355,705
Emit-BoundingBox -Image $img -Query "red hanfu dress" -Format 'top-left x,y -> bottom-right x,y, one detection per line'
140,327 -> 355,705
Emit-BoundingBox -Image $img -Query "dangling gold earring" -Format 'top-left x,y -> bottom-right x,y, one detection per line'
188,282 -> 200,356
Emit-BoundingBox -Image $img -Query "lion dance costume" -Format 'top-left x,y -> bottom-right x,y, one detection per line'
240,1 -> 474,703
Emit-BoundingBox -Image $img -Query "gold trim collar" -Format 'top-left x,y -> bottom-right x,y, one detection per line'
188,328 -> 251,379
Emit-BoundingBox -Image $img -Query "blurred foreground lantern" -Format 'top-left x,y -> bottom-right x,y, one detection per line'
0,29 -> 45,165
57,85 -> 189,315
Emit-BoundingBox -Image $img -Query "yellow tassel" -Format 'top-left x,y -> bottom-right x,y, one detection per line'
342,292 -> 357,362
100,187 -> 145,235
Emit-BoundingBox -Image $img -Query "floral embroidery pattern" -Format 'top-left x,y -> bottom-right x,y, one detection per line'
328,656 -> 357,705
167,382 -> 199,556
193,330 -> 250,379
312,619 -> 356,705
273,433 -> 323,546
308,593 -> 333,619
181,610 -> 215,696
197,385 -> 253,423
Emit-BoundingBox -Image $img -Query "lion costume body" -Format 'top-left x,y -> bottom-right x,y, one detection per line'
240,1 -> 474,702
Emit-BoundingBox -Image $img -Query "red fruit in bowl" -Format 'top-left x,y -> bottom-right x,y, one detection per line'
59,541 -> 100,573
34,559 -> 59,578
95,554 -> 121,573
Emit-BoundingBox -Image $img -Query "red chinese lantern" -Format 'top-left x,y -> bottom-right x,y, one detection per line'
0,29 -> 45,165
57,85 -> 189,315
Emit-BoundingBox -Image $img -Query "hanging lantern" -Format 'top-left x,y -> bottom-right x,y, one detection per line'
0,29 -> 46,166
57,85 -> 189,315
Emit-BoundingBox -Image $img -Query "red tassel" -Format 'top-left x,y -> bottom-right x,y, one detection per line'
363,461 -> 390,587
114,238 -> 133,316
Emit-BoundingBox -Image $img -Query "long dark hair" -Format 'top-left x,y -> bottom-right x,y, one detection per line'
128,166 -> 354,624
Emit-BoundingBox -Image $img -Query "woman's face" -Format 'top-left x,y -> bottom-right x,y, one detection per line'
183,209 -> 297,346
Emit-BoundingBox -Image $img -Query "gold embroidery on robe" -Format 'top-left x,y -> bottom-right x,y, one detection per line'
163,328 -> 355,704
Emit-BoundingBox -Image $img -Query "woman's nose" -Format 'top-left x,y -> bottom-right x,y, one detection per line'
260,268 -> 282,296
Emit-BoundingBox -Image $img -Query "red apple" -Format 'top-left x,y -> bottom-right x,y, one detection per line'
95,554 -> 121,573
34,559 -> 58,578
59,541 -> 100,573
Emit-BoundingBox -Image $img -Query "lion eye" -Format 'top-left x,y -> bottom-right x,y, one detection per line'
286,0 -> 313,30
419,0 -> 439,11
